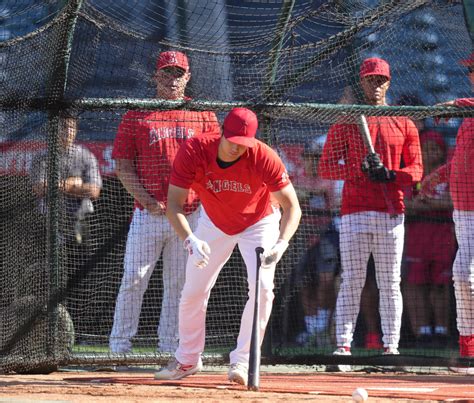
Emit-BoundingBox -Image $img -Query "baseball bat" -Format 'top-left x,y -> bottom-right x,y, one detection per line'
248,246 -> 264,391
357,115 -> 397,217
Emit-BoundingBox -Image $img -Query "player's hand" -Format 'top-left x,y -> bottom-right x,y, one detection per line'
146,201 -> 166,216
361,153 -> 382,173
183,233 -> 211,269
61,176 -> 83,193
367,165 -> 396,183
260,239 -> 289,269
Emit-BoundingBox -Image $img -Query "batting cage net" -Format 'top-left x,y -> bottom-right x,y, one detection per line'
1,0 -> 474,373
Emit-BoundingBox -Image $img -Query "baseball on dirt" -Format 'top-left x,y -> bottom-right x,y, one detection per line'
352,387 -> 368,402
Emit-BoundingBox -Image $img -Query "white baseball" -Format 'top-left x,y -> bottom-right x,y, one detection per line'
352,387 -> 368,402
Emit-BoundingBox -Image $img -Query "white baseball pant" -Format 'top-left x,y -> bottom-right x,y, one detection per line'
452,210 -> 474,336
175,207 -> 281,366
110,207 -> 199,353
336,211 -> 405,349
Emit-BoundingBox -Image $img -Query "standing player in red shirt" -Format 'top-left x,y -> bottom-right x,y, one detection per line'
154,107 -> 301,384
403,131 -> 455,347
109,51 -> 219,354
437,52 -> 474,374
318,57 -> 423,370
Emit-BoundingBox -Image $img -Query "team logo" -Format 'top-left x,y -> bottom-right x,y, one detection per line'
167,52 -> 178,65
206,179 -> 251,194
149,126 -> 195,145
281,171 -> 289,183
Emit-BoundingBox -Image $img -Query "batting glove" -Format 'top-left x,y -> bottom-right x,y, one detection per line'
361,152 -> 382,173
368,165 -> 396,183
183,233 -> 211,269
260,239 -> 289,269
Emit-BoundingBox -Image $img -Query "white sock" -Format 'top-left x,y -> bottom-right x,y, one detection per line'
304,315 -> 319,335
434,326 -> 447,335
418,326 -> 432,336
315,309 -> 331,332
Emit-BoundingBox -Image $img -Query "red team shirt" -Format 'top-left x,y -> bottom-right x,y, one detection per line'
318,116 -> 423,215
112,109 -> 219,212
170,132 -> 290,235
450,98 -> 474,211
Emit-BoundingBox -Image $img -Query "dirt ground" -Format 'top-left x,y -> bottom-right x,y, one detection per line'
0,370 -> 435,402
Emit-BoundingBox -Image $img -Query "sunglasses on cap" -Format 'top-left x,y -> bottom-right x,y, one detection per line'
160,66 -> 187,77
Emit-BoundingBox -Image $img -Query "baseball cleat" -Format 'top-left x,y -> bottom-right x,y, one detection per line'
154,358 -> 202,380
228,363 -> 248,385
327,347 -> 351,372
382,347 -> 400,355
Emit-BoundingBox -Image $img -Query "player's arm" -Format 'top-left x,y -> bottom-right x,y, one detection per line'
59,177 -> 99,198
260,183 -> 302,268
416,164 -> 453,210
271,182 -> 302,243
32,175 -> 101,199
166,183 -> 211,269
165,184 -> 193,240
397,121 -> 423,185
65,151 -> 102,200
115,159 -> 164,215
317,124 -> 350,180
437,98 -> 474,107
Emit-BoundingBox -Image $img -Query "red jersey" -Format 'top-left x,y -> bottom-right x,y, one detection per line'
112,109 -> 219,212
450,99 -> 474,210
318,116 -> 423,215
170,133 -> 291,235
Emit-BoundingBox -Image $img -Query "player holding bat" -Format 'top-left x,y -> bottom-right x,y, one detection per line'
318,57 -> 423,371
154,107 -> 301,384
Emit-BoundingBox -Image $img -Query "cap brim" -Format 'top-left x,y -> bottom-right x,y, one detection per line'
226,135 -> 256,148
360,72 -> 390,79
158,64 -> 188,71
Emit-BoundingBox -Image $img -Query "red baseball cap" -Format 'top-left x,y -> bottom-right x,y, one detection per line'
460,51 -> 474,66
223,108 -> 258,148
359,57 -> 391,80
157,51 -> 189,72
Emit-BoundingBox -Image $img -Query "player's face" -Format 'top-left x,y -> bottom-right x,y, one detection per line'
154,67 -> 190,100
360,75 -> 390,105
422,140 -> 445,168
218,136 -> 249,162
59,117 -> 77,149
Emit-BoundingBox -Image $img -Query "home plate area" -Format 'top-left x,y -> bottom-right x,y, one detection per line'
66,372 -> 474,401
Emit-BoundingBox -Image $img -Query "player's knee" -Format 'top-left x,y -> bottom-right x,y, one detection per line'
453,270 -> 472,284
261,286 -> 275,302
453,257 -> 474,283
180,287 -> 208,303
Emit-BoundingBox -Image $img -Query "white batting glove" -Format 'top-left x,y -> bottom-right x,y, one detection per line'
260,239 -> 289,269
183,233 -> 211,269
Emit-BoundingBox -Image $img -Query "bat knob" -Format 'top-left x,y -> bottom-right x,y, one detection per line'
255,247 -> 264,254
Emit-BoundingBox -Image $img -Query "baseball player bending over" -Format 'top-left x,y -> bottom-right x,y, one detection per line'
155,107 -> 301,384
318,57 -> 423,371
